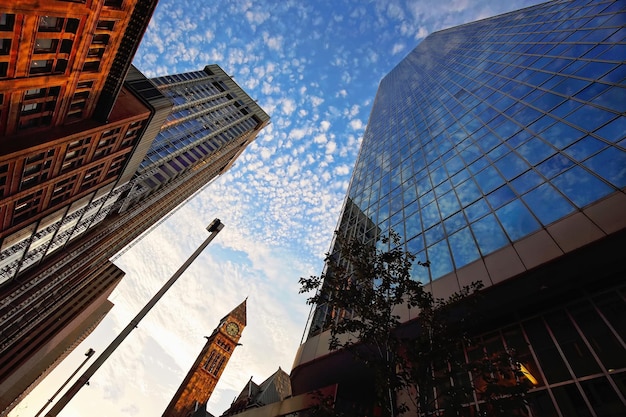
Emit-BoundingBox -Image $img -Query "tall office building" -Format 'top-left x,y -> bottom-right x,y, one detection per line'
0,1 -> 161,414
292,1 -> 626,416
0,64 -> 269,414
0,0 -> 162,286
118,65 -> 269,212
0,262 -> 124,416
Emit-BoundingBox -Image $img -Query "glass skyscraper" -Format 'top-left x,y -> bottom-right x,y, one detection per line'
292,1 -> 626,416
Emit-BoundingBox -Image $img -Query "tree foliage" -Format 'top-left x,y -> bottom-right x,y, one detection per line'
299,232 -> 530,417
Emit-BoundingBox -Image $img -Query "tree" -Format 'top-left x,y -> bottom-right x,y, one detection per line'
299,232 -> 530,417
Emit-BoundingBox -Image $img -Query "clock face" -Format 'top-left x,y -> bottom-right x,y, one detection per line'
225,322 -> 239,336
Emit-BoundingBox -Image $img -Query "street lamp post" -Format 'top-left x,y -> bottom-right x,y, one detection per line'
45,219 -> 224,417
33,348 -> 95,417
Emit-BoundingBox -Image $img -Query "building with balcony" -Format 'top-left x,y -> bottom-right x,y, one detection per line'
0,63 -> 269,414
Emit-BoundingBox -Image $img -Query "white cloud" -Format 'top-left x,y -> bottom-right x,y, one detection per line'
325,140 -> 337,155
289,127 -> 307,140
416,26 -> 429,40
310,96 -> 324,108
245,9 -> 270,26
262,31 -> 284,51
349,118 -> 365,130
334,164 -> 351,176
281,98 -> 297,115
391,42 -> 405,55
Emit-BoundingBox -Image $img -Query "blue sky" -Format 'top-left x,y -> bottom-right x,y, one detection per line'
10,1 -> 544,416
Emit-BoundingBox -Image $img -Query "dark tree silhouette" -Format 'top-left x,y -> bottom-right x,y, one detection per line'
300,232 -> 530,417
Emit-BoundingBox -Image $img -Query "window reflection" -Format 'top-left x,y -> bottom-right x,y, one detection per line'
552,166 -> 612,208
471,214 -> 508,255
426,239 -> 454,278
523,182 -> 575,225
584,147 -> 626,188
496,199 -> 540,241
448,227 -> 479,268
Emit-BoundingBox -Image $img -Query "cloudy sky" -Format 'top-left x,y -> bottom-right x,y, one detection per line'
11,1 -> 543,416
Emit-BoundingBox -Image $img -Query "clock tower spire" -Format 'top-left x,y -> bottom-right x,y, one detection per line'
162,299 -> 247,417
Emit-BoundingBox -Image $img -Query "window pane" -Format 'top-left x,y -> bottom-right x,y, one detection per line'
569,302 -> 626,371
427,239 -> 454,278
471,214 -> 508,255
541,122 -> 585,149
564,135 -> 608,161
545,311 -> 601,377
523,318 -> 571,384
593,291 -> 626,344
443,210 -> 466,235
552,384 -> 593,417
496,199 -> 540,241
455,178 -> 481,206
494,152 -> 529,180
565,105 -> 617,132
523,183 -> 575,225
448,227 -> 479,269
464,198 -> 490,222
421,201 -> 441,230
552,166 -> 613,208
517,137 -> 556,165
474,166 -> 504,194
580,378 -> 626,417
594,116 -> 626,143
527,390 -> 559,417
584,147 -> 626,188
592,86 -> 626,113
536,153 -> 574,179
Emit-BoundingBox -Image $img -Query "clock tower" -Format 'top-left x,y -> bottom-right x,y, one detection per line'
162,299 -> 247,417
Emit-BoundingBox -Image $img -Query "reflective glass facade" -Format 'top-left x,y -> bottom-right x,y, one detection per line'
299,1 -> 626,416
335,0 -> 625,282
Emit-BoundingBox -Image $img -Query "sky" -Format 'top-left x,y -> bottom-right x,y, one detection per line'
10,0 -> 543,416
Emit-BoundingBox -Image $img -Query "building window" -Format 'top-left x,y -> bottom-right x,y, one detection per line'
0,38 -> 10,55
0,163 -> 8,198
19,86 -> 59,130
87,47 -> 105,58
50,175 -> 77,206
25,88 -> 45,99
65,18 -> 79,33
96,20 -> 115,31
92,34 -> 109,45
203,350 -> 225,376
80,164 -> 104,191
103,0 -> 123,8
0,14 -> 15,31
55,59 -> 68,72
34,38 -> 58,53
13,190 -> 44,225
107,155 -> 127,179
76,80 -> 94,90
30,59 -> 53,74
82,61 -> 100,72
21,151 -> 54,190
60,39 -> 73,53
38,16 -> 63,32
21,102 -> 40,114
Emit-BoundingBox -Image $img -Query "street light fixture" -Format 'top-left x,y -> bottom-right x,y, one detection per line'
44,219 -> 224,416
